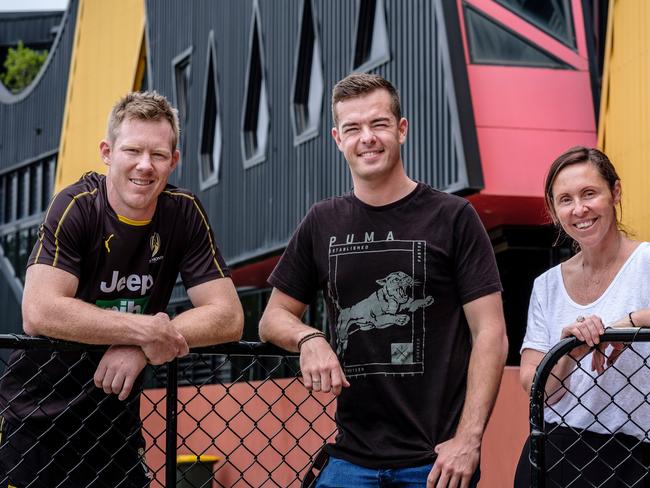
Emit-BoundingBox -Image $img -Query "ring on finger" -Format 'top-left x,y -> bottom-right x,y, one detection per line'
577,315 -> 585,323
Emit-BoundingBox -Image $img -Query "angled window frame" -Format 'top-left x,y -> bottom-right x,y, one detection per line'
171,45 -> 193,173
494,0 -> 576,50
351,0 -> 391,72
290,0 -> 325,145
240,1 -> 270,169
197,31 -> 223,189
463,5 -> 573,69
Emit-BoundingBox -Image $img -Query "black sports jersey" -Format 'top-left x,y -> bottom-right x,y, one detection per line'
0,171 -> 229,423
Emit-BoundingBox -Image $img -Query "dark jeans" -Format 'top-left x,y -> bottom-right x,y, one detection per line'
315,455 -> 480,488
514,424 -> 650,487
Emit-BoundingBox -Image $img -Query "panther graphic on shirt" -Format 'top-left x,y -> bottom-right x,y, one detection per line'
335,271 -> 434,356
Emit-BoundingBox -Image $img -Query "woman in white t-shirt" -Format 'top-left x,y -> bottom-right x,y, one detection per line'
514,146 -> 650,487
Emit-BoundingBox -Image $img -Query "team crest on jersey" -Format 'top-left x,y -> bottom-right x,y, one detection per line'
149,232 -> 164,263
150,233 -> 161,257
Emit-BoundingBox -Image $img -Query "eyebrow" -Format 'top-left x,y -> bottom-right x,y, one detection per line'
340,121 -> 359,131
121,143 -> 170,153
340,116 -> 393,130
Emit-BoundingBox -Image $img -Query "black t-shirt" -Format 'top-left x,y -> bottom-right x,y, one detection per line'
0,172 -> 229,426
269,182 -> 502,468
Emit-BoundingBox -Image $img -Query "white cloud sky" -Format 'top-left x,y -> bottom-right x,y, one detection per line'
0,0 -> 68,12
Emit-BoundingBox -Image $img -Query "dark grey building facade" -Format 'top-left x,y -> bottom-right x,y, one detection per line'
146,0 -> 481,266
0,2 -> 77,333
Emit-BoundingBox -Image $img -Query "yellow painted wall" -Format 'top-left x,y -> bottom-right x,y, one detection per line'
599,0 -> 650,240
56,0 -> 145,192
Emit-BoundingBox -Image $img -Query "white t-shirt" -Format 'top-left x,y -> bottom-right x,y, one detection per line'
521,242 -> 650,441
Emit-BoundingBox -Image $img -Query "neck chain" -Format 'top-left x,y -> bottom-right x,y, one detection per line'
582,237 -> 622,287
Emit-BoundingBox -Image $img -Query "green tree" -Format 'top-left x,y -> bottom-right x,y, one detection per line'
1,41 -> 49,93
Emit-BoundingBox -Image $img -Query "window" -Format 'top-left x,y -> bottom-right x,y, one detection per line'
464,6 -> 572,69
171,46 -> 193,166
352,0 -> 390,71
496,0 -> 575,48
291,0 -> 324,143
241,2 -> 270,168
198,32 -> 222,188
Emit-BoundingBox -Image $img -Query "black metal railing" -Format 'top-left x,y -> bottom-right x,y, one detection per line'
0,335 -> 337,488
529,328 -> 650,488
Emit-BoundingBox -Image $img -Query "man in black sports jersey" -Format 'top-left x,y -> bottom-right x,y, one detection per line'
259,74 -> 508,488
0,91 -> 243,487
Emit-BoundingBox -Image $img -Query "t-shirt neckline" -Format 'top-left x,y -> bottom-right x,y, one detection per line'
557,241 -> 647,308
349,182 -> 423,212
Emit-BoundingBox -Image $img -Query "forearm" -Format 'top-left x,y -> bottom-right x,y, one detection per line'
259,307 -> 316,352
23,295 -> 155,346
615,308 -> 650,327
171,303 -> 243,347
522,354 -> 575,403
455,328 -> 507,442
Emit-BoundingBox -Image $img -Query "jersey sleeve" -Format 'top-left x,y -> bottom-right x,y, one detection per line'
453,202 -> 503,304
27,187 -> 93,279
267,208 -> 319,305
179,195 -> 230,289
521,276 -> 552,353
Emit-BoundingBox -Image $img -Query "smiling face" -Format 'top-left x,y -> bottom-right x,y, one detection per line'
100,117 -> 179,221
550,162 -> 621,248
331,89 -> 408,185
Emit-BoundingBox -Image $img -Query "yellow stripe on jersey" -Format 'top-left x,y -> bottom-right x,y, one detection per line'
117,214 -> 152,226
163,190 -> 225,278
52,189 -> 98,267
33,189 -> 61,263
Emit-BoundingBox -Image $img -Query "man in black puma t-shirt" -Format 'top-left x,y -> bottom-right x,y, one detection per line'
259,74 -> 508,487
0,91 -> 243,488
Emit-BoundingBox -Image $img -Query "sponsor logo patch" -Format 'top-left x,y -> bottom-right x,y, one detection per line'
100,271 -> 154,295
96,296 -> 150,314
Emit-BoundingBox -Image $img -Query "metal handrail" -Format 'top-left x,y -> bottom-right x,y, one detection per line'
529,328 -> 650,488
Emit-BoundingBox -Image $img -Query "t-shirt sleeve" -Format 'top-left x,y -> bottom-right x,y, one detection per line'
521,277 -> 551,353
179,195 -> 231,289
267,209 -> 319,305
27,189 -> 89,279
453,202 -> 503,304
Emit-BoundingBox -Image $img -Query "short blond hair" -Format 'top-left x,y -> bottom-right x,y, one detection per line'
107,91 -> 180,150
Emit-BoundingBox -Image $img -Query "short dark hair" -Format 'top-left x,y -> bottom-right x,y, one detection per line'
107,91 -> 180,150
331,73 -> 402,126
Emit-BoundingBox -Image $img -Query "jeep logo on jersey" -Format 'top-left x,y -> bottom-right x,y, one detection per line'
150,232 -> 161,257
95,296 -> 150,314
100,271 -> 154,295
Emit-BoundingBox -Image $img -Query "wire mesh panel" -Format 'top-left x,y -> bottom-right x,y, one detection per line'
0,337 -> 336,488
529,329 -> 650,488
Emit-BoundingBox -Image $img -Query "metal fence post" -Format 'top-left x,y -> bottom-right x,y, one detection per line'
165,358 -> 178,488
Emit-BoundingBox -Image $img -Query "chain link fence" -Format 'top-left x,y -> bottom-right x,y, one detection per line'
529,328 -> 650,488
0,336 -> 336,488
